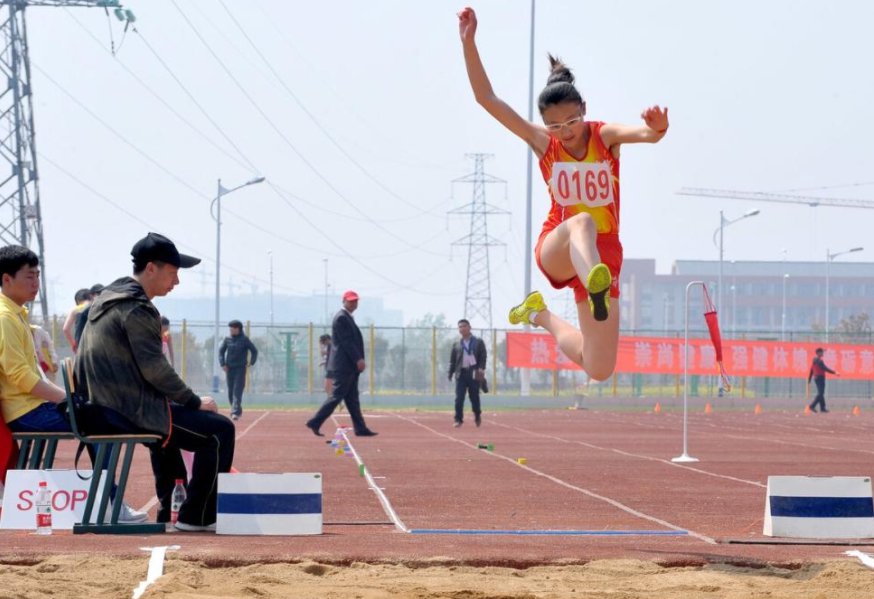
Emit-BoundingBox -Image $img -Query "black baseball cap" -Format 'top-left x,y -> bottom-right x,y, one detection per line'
131,233 -> 201,269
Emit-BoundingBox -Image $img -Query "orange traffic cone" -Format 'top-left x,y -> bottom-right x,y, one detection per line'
804,406 -> 811,415
654,403 -> 662,413
853,405 -> 861,416
754,404 -> 762,415
704,403 -> 712,414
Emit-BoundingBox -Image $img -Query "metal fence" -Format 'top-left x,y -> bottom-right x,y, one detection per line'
40,316 -> 874,400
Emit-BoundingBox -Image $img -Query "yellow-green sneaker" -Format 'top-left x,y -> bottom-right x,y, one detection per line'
509,291 -> 547,326
586,263 -> 612,322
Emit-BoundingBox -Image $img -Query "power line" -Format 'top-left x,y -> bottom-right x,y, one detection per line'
47,14 -> 455,295
217,0 -> 445,219
37,65 -> 453,295
66,11 -> 438,227
63,8 -> 256,175
167,0 -> 445,257
35,58 -> 445,267
248,0 -> 462,173
38,151 -> 306,294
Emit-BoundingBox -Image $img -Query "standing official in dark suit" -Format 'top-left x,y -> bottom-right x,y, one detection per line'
448,319 -> 487,427
306,291 -> 378,437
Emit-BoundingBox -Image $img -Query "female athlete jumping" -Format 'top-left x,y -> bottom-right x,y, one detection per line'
459,7 -> 668,380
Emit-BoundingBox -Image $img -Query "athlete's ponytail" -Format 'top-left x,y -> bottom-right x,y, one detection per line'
537,54 -> 584,114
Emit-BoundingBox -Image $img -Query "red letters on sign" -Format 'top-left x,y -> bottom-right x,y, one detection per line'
16,488 -> 89,511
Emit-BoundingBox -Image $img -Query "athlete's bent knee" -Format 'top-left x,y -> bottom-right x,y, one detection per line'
567,213 -> 597,236
585,362 -> 616,382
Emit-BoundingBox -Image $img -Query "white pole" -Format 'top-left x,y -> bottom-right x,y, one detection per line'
323,258 -> 329,326
212,179 -> 222,393
825,248 -> 830,344
268,250 -> 274,329
521,0 -> 536,397
672,280 -> 702,463
781,274 -> 789,341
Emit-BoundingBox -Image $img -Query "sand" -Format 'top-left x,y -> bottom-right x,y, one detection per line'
0,555 -> 872,599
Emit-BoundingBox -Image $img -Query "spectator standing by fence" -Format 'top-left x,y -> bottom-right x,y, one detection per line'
448,319 -> 487,428
219,320 -> 258,421
808,347 -> 839,413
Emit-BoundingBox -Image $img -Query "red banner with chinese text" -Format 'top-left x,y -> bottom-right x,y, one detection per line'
506,333 -> 874,379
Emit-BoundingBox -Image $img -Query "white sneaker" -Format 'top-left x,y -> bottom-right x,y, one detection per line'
117,501 -> 149,523
174,521 -> 217,532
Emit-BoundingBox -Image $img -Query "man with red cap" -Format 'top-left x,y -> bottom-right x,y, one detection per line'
306,290 -> 378,437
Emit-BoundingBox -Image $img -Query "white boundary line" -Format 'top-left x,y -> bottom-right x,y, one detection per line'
330,416 -> 410,533
132,545 -> 179,599
490,420 -> 766,489
136,410 -> 271,515
395,414 -> 716,545
626,411 -> 874,457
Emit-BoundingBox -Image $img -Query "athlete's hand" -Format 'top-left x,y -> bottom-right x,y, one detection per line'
458,7 -> 478,43
641,105 -> 669,133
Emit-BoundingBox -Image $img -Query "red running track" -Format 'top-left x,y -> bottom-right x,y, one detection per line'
2,405 -> 873,567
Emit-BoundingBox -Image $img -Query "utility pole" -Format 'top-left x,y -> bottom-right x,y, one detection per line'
448,154 -> 508,329
323,258 -> 329,326
0,0 -> 133,321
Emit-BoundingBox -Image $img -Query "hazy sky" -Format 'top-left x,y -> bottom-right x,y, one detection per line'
26,0 -> 874,324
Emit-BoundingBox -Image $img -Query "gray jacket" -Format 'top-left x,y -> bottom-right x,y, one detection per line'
448,335 -> 487,380
75,277 -> 201,435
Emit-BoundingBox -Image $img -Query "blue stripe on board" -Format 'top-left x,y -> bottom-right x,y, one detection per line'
410,530 -> 688,536
217,493 -> 322,515
770,496 -> 874,518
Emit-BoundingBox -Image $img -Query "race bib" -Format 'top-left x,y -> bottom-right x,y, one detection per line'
550,162 -> 615,208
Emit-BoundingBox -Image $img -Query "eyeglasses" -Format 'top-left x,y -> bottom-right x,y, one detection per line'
545,113 -> 583,132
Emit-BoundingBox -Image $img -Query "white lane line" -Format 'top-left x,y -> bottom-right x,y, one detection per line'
490,420 -> 766,489
629,412 -> 874,457
395,414 -> 716,545
137,410 -> 271,515
330,416 -> 410,533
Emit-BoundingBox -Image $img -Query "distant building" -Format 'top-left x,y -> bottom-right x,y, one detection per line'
621,259 -> 874,336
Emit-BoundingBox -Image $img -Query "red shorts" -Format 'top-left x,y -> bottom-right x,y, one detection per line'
534,229 -> 623,304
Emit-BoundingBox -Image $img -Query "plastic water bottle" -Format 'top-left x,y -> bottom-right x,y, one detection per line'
35,481 -> 52,535
170,479 -> 187,524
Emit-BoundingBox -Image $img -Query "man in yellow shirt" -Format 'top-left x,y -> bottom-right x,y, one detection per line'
0,245 -> 146,522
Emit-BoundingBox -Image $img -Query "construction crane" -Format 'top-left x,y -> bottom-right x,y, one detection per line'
0,0 -> 133,321
677,188 -> 874,210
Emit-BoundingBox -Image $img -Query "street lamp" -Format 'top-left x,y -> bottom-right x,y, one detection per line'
825,246 -> 863,343
713,208 -> 759,395
268,250 -> 274,330
323,258 -> 329,327
781,273 -> 789,341
730,260 -> 737,337
211,175 -> 266,392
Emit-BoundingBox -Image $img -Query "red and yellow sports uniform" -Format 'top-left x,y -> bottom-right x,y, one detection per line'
535,121 -> 623,303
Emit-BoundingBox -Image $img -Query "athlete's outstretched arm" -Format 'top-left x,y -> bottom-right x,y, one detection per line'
458,7 -> 549,156
600,106 -> 670,148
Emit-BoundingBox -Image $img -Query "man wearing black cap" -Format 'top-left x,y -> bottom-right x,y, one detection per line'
305,290 -> 378,437
75,233 -> 236,532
